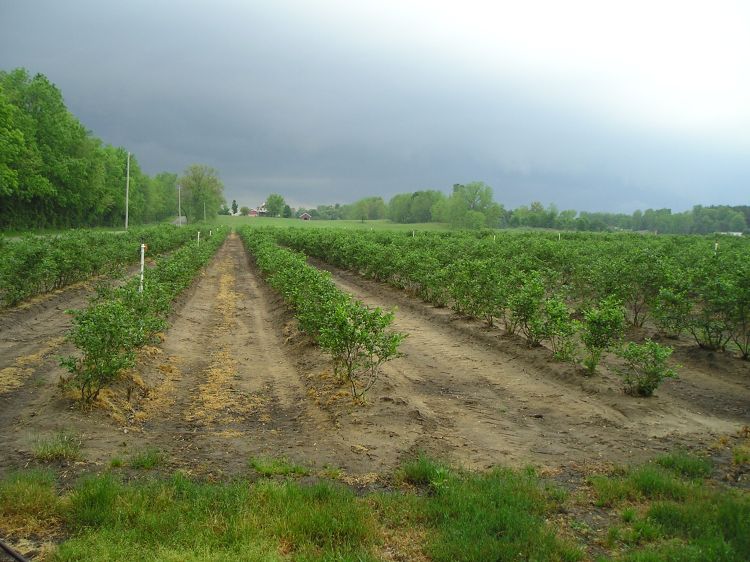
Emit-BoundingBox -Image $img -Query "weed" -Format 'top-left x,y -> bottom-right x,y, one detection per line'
588,475 -> 637,507
319,464 -> 342,479
129,448 -> 164,470
655,450 -> 712,479
33,431 -> 81,462
606,525 -> 621,546
621,507 -> 637,523
628,465 -> 691,501
249,456 -> 309,477
732,446 -> 750,465
397,453 -> 451,489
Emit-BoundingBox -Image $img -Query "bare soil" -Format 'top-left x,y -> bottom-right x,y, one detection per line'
1,233 -> 748,485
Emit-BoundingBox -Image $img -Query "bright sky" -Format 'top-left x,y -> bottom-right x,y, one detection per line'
313,0 -> 750,142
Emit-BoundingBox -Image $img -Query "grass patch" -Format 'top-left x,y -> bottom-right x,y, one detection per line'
423,467 -> 581,561
616,489 -> 750,560
0,459 -> 579,561
591,453 -> 750,561
56,472 -> 377,561
589,464 -> 693,507
109,457 -> 123,468
318,464 -> 342,479
129,448 -> 164,470
732,445 -> 750,465
2,450 -> 745,562
0,469 -> 62,536
33,431 -> 82,462
628,465 -> 692,501
397,453 -> 450,489
249,456 -> 309,477
655,450 -> 712,479
589,474 -> 638,507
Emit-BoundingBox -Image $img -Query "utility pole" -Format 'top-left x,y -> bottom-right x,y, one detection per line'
125,151 -> 130,229
177,185 -> 182,226
203,200 -> 206,222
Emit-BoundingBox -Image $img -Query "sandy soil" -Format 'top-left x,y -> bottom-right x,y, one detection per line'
0,233 -> 748,484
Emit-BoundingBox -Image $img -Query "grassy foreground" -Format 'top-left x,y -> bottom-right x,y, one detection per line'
0,452 -> 748,561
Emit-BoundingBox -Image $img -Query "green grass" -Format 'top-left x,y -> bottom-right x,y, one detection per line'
589,460 -> 698,507
0,469 -> 60,522
215,215 -> 451,231
655,450 -> 713,479
418,467 -> 581,561
589,453 -> 750,561
1,451 -> 746,561
53,473 -> 378,561
1,225 -> 127,238
33,431 -> 82,462
129,448 -> 164,470
249,456 -> 309,477
732,446 -> 750,465
397,453 -> 450,488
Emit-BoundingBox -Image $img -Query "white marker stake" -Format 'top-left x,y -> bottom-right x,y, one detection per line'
714,241 -> 718,255
138,244 -> 145,293
197,231 -> 201,246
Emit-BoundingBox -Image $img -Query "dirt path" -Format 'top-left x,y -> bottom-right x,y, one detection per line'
0,277 -> 125,476
125,233 -> 358,478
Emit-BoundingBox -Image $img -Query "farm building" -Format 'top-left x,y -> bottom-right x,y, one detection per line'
300,212 -> 311,220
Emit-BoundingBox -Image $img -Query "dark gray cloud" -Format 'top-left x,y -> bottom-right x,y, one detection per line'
1,0 -> 748,212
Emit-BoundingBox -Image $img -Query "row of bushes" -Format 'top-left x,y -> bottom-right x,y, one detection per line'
266,227 -> 680,396
238,227 -> 405,400
271,227 -> 750,359
61,227 -> 228,403
0,225 -> 205,307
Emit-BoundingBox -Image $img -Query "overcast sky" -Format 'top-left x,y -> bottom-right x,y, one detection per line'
1,0 -> 748,212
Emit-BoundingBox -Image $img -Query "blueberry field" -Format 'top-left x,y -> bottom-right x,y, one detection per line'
1,226 -> 748,561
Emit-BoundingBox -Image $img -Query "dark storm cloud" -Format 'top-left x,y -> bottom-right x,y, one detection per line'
1,0 -> 747,211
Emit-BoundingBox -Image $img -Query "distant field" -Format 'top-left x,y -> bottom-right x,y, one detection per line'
214,216 -> 451,231
1,225 -> 127,238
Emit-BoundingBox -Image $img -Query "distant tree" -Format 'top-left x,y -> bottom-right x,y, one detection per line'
347,197 -> 386,221
556,209 -> 578,230
445,182 -> 503,229
265,193 -> 285,217
411,190 -> 444,222
387,190 -> 445,223
282,204 -> 292,218
313,204 -> 345,220
218,204 -> 231,215
240,206 -> 250,216
388,193 -> 412,223
231,199 -> 238,215
177,164 -> 226,222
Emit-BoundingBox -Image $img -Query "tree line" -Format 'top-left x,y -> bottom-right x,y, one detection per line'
0,68 -> 224,230
303,184 -> 747,235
